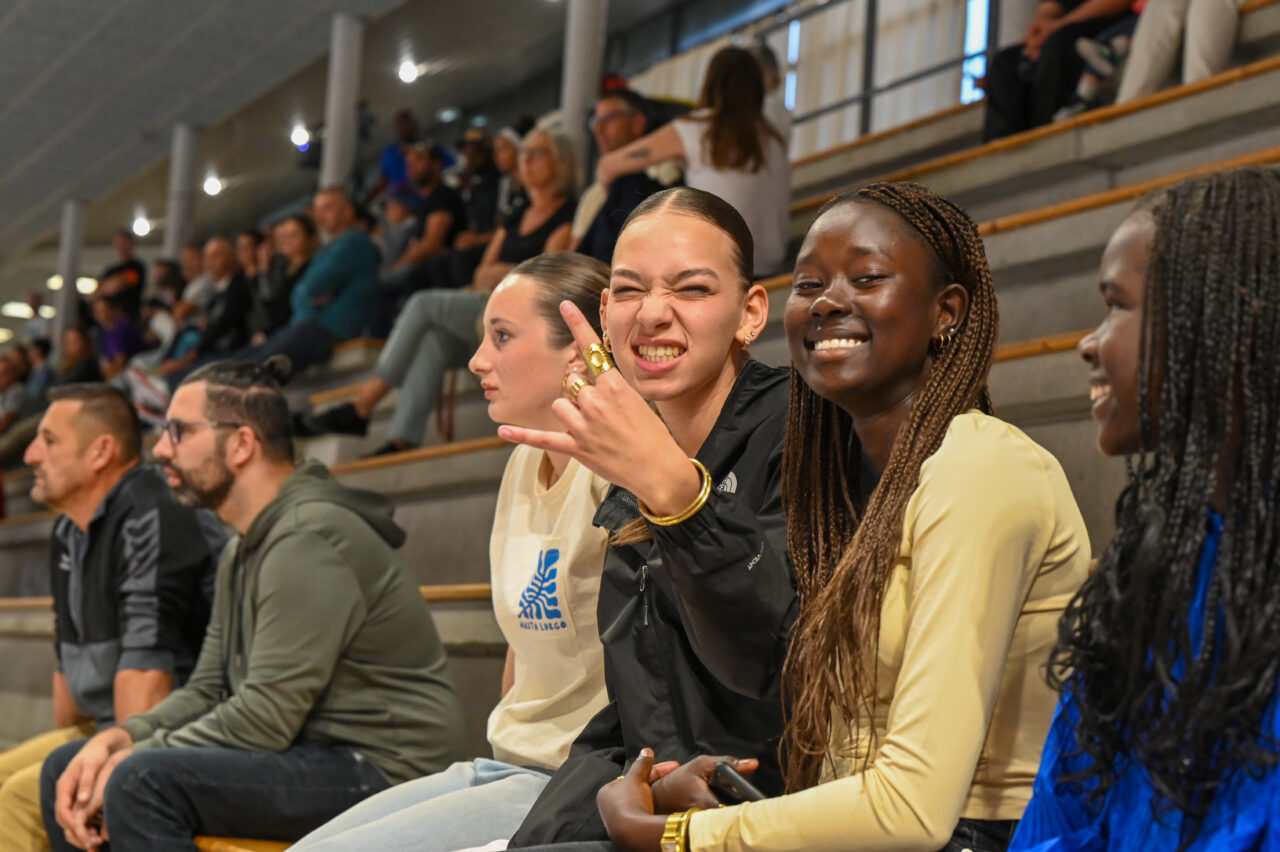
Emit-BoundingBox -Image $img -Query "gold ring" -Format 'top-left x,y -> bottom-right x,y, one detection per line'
563,374 -> 588,401
583,342 -> 615,377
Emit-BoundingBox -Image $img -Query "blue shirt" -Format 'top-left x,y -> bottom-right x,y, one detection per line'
1011,512 -> 1280,852
380,142 -> 408,185
290,228 -> 381,340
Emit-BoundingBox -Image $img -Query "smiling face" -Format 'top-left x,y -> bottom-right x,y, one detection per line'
605,209 -> 760,404
468,275 -> 577,430
1079,211 -> 1153,456
786,201 -> 959,417
151,382 -> 235,510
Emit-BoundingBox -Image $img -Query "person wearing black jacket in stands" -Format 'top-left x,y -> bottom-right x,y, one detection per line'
499,187 -> 795,846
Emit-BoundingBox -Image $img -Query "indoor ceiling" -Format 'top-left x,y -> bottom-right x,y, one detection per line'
0,0 -> 679,329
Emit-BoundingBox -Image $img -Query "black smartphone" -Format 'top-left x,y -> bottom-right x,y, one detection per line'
709,760 -> 766,803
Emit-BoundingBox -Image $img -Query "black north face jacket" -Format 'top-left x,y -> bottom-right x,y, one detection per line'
511,360 -> 798,845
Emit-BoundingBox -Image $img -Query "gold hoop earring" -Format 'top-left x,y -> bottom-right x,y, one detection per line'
931,328 -> 955,355
601,332 -> 612,354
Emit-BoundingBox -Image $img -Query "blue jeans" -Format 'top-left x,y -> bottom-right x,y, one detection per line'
40,738 -> 389,851
374,289 -> 487,446
291,758 -> 551,851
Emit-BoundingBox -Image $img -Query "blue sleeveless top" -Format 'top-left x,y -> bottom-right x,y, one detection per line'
1011,512 -> 1280,851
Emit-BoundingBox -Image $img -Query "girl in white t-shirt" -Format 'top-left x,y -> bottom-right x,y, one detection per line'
292,252 -> 612,852
596,46 -> 791,276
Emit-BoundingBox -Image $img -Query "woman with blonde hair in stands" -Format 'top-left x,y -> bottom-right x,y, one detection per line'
594,46 -> 790,276
295,127 -> 579,456
292,252 -> 613,851
561,182 -> 1090,852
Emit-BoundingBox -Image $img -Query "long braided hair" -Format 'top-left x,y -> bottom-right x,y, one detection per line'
780,182 -> 1000,789
1049,168 -> 1280,834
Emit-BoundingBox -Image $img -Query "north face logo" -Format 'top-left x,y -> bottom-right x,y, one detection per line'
518,549 -> 567,631
718,471 -> 738,494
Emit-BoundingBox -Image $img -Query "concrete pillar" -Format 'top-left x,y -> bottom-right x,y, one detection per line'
53,200 -> 85,354
319,13 -> 364,190
162,122 -> 199,260
559,0 -> 608,183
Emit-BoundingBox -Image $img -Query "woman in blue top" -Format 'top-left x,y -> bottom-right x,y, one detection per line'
1011,167 -> 1280,851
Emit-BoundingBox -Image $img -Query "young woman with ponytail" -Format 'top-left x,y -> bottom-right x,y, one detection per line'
587,182 -> 1091,852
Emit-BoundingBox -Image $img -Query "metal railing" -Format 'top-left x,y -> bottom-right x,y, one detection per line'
756,0 -> 1004,136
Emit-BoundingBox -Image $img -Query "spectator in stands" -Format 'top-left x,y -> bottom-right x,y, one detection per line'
293,253 -> 614,852
96,230 -> 147,319
364,109 -> 419,205
371,142 -> 469,335
494,187 -> 791,848
179,241 -> 215,313
983,0 -> 1133,140
24,291 -> 51,344
41,359 -> 467,850
494,127 -> 529,226
0,357 -> 31,436
157,236 -> 253,379
57,327 -> 101,386
595,47 -> 790,276
445,129 -> 505,289
583,183 -> 1089,852
380,183 -> 422,268
1116,0 -> 1245,102
1052,4 -> 1143,120
255,213 -> 317,339
296,129 -> 578,455
573,89 -> 673,264
0,384 -> 219,851
91,296 -> 145,381
25,339 -> 55,410
0,339 -> 58,469
1011,168 -> 1280,850
750,41 -> 792,145
235,229 -> 265,282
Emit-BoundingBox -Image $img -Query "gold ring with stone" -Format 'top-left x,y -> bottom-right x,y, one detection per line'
583,342 -> 615,376
563,374 -> 588,401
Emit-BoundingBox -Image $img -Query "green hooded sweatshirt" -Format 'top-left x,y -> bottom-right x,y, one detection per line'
121,460 -> 467,785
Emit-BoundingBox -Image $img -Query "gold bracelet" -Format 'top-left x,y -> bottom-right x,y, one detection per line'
638,459 -> 712,527
659,807 -> 702,852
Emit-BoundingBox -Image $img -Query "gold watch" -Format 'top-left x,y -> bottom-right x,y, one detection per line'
659,808 -> 701,852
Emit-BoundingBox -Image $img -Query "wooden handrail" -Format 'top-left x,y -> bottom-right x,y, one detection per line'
309,381 -> 363,407
994,329 -> 1088,362
0,510 -> 55,530
194,838 -> 288,852
790,102 -> 979,168
791,51 -> 1280,215
331,338 -> 384,356
0,584 -> 496,613
1242,0 -> 1279,13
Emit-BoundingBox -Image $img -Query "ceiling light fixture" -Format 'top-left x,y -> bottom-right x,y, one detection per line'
47,274 -> 63,291
1,302 -> 33,319
38,306 -> 55,319
132,214 -> 151,237
437,107 -> 459,123
203,173 -> 223,196
290,123 -> 310,148
77,277 -> 98,294
398,59 -> 419,83
0,330 -> 12,343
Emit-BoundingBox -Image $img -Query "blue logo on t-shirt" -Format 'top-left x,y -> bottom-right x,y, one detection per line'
518,549 -> 568,631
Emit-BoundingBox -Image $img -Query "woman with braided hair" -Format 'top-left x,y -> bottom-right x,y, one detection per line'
587,182 -> 1090,852
1011,168 -> 1280,851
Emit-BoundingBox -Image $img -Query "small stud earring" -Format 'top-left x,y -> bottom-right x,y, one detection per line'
601,332 -> 612,353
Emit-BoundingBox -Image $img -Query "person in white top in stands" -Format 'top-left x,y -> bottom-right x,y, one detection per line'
595,46 -> 791,276
750,41 -> 793,148
290,252 -> 613,852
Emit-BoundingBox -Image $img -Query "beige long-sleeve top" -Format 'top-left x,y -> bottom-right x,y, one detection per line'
689,412 -> 1090,852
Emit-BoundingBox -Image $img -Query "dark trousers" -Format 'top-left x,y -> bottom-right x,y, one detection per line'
40,738 -> 389,851
237,317 -> 339,375
512,818 -> 1018,852
982,15 -> 1128,141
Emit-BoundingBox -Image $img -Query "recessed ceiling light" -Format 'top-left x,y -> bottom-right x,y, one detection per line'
47,274 -> 63,290
203,173 -> 223,196
290,123 -> 310,148
0,330 -> 12,343
38,306 -> 55,319
132,215 -> 151,237
77,277 -> 99,294
437,107 -> 459,123
1,302 -> 33,319
398,59 -> 419,83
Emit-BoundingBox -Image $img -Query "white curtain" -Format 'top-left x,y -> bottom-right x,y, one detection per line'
623,0 -> 969,161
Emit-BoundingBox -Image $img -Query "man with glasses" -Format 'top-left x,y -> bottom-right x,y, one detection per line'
40,358 -> 466,851
0,384 -> 220,852
572,88 -> 679,263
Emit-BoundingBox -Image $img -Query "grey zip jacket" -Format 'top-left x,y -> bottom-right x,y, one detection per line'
121,460 -> 467,784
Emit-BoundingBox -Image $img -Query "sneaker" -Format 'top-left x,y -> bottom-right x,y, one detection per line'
292,402 -> 369,438
1076,37 -> 1117,78
364,440 -> 415,458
